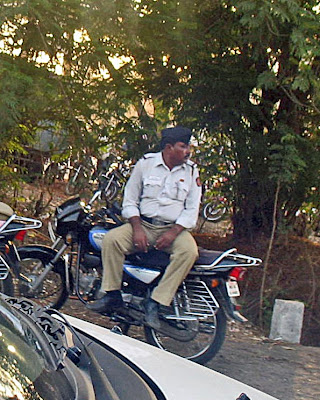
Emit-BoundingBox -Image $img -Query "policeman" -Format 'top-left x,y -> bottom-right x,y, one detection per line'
87,126 -> 202,329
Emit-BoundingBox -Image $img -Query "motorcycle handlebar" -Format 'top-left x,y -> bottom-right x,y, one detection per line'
106,209 -> 123,226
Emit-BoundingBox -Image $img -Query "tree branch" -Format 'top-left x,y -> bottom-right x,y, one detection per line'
259,178 -> 281,327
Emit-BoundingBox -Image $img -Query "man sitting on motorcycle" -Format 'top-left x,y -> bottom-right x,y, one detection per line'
87,126 -> 202,329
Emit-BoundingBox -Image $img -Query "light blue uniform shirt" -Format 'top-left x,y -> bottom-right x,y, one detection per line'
122,152 -> 202,229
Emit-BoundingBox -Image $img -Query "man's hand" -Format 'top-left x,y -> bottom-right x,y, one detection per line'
155,224 -> 184,250
129,216 -> 149,252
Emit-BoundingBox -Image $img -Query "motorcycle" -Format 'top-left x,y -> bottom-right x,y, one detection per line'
201,195 -> 228,222
65,155 -> 131,201
0,202 -> 42,296
12,181 -> 263,364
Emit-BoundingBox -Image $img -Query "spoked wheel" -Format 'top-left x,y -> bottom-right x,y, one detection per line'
17,248 -> 69,310
201,198 -> 227,222
144,308 -> 227,364
65,170 -> 87,195
103,180 -> 118,201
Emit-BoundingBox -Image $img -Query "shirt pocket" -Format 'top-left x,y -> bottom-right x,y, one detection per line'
172,180 -> 189,202
143,176 -> 162,198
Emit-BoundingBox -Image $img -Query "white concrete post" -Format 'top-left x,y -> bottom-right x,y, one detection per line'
269,299 -> 305,343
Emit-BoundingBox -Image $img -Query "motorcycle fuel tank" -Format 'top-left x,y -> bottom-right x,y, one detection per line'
88,226 -> 109,251
88,227 -> 161,284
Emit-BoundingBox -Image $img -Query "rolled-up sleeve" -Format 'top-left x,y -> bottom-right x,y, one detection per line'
175,167 -> 202,229
121,160 -> 143,219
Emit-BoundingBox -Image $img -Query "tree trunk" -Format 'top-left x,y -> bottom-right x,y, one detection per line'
232,179 -> 276,239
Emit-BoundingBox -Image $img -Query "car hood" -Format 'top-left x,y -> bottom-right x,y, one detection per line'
64,314 -> 278,400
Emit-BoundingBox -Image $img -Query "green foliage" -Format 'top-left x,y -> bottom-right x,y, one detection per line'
269,130 -> 307,185
257,71 -> 278,90
0,0 -> 319,237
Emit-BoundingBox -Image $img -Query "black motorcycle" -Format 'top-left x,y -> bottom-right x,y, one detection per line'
0,202 -> 42,296
12,187 -> 262,365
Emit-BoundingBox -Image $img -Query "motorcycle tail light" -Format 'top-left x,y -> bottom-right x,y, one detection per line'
15,230 -> 27,241
5,244 -> 10,254
229,267 -> 247,281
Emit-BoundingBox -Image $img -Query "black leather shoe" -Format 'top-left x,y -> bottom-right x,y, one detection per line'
86,291 -> 123,313
143,299 -> 161,330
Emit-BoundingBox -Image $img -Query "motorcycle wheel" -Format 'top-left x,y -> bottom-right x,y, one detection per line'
17,249 -> 69,310
103,180 -> 118,201
144,308 -> 227,365
65,170 -> 87,195
201,199 -> 227,222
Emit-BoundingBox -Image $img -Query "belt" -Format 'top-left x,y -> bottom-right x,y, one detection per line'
141,215 -> 172,226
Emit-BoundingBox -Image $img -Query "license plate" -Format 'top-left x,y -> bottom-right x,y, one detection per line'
226,280 -> 240,297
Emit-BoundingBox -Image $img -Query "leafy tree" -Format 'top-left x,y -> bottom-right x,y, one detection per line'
0,0 -> 164,162
0,53 -> 60,189
1,0 -> 319,238
120,0 -> 320,237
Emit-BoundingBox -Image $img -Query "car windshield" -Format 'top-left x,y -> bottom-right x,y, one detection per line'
0,299 -> 75,400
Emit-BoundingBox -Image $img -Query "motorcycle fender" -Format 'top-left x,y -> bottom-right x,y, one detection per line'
211,283 -> 247,323
17,245 -> 67,275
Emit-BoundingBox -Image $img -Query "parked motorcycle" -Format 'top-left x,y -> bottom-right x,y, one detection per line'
65,155 -> 131,201
93,159 -> 130,202
200,178 -> 231,223
201,195 -> 228,222
0,202 -> 42,296
12,178 -> 262,364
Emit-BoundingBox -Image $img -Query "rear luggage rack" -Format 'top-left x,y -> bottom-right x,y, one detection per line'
194,248 -> 262,271
0,214 -> 42,234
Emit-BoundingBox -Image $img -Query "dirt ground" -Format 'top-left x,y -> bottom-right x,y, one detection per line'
209,324 -> 320,400
61,297 -> 320,400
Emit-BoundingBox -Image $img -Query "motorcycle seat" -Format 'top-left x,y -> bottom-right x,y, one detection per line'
126,249 -> 169,269
195,248 -> 226,265
0,202 -> 14,221
125,248 -> 225,269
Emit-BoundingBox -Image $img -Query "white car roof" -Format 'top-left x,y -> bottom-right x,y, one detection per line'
65,314 -> 279,400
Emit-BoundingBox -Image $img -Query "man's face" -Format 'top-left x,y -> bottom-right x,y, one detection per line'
169,141 -> 191,165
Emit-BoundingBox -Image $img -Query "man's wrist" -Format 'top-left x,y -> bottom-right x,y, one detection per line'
171,224 -> 185,235
129,216 -> 143,229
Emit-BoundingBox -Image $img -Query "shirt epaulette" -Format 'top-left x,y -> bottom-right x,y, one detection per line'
143,153 -> 157,159
185,159 -> 196,176
186,159 -> 196,167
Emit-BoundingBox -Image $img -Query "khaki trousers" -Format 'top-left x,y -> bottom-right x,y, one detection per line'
101,221 -> 199,306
